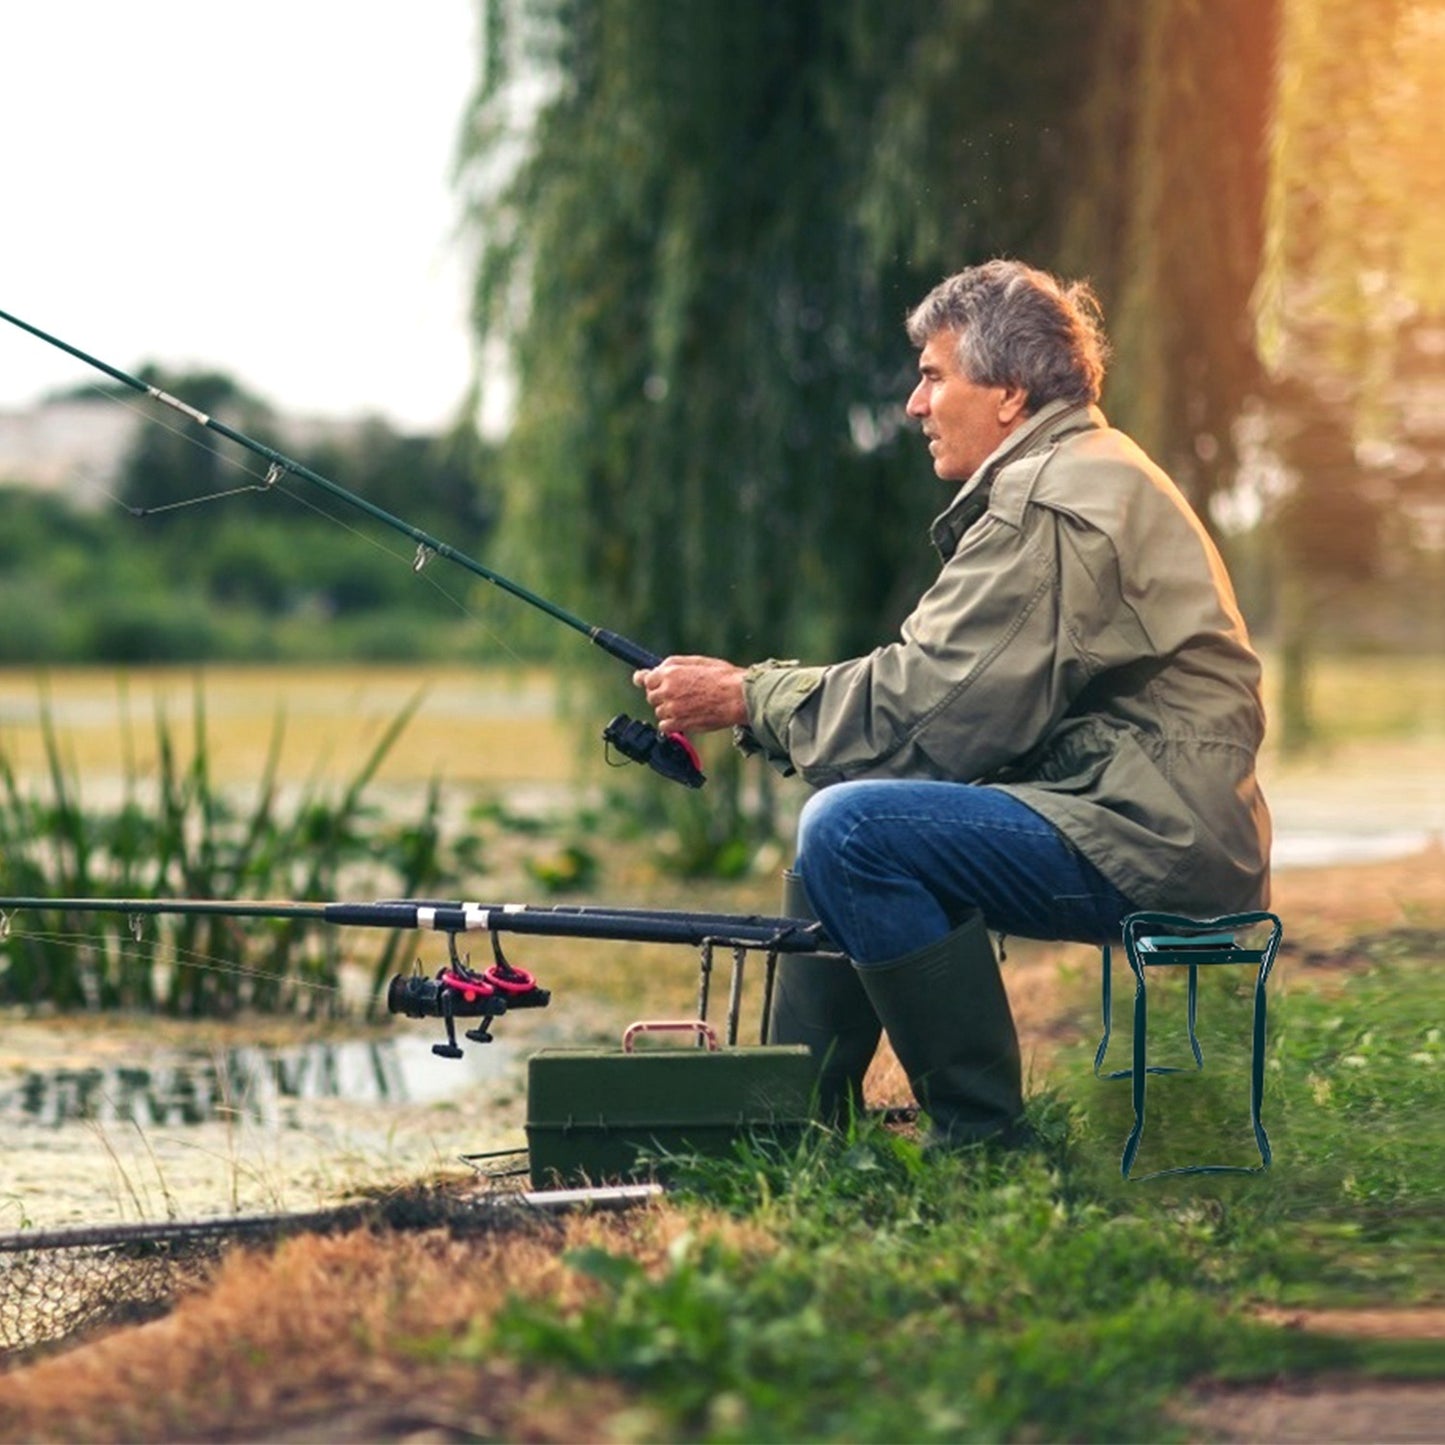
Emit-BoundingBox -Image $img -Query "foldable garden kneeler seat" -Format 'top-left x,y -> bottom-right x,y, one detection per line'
1093,910 -> 1284,1181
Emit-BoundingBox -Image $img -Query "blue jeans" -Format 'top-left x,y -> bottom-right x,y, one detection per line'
795,780 -> 1136,965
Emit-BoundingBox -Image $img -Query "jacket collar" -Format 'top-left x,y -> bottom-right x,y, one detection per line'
930,400 -> 1104,556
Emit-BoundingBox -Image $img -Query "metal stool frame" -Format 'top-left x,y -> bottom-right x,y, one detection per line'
1095,910 -> 1284,1181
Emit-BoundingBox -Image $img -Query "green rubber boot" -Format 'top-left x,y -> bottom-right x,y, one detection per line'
855,911 -> 1027,1149
766,869 -> 881,1124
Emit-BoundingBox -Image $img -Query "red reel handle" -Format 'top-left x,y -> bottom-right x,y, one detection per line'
440,968 -> 494,1002
484,962 -> 538,994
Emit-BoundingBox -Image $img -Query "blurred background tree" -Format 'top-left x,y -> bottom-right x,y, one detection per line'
458,0 -> 1284,858
1248,0 -> 1441,747
0,373 -> 500,666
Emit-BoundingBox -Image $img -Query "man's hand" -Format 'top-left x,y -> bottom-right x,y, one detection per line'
632,654 -> 749,735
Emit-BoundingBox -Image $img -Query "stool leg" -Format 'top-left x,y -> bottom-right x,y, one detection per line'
1248,969 -> 1273,1169
1093,942 -> 1134,1079
1121,968 -> 1149,1178
1186,963 -> 1205,1069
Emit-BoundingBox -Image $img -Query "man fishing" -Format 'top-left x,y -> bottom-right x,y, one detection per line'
633,258 -> 1272,1149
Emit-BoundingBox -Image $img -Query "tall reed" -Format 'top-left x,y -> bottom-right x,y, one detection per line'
0,682 -> 460,1017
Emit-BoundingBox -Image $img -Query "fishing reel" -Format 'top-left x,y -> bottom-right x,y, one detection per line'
603,714 -> 706,789
388,932 -> 551,1058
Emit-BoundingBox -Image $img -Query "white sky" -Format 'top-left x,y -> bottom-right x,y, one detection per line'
0,2 -> 480,432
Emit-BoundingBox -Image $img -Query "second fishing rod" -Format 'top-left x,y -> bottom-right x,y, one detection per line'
0,306 -> 705,789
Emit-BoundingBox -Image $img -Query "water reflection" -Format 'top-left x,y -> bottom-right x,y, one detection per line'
0,1034 -> 512,1129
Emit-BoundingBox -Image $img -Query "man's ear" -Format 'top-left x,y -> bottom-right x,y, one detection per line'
998,386 -> 1030,426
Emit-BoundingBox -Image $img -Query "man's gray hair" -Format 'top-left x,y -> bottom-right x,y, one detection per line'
906,259 -> 1110,409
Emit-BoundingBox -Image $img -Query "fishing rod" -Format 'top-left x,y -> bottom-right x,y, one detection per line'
0,894 -> 822,948
0,894 -> 822,1056
0,307 -> 704,790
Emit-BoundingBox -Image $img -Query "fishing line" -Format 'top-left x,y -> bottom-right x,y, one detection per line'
262,477 -> 528,662
10,926 -> 346,1001
3,924 -> 350,1003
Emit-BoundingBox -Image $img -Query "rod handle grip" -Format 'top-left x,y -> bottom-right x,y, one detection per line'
589,628 -> 661,670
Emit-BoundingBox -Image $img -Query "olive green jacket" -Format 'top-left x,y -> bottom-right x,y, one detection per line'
739,400 -> 1271,915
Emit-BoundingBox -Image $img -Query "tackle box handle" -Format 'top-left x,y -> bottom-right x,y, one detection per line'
623,1020 -> 720,1052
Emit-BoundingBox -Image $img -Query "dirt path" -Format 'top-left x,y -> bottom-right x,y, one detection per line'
1268,838 -> 1444,952
1251,1307 -> 1445,1340
1178,1378 -> 1445,1444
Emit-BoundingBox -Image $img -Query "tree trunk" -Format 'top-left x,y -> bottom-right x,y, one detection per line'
1276,565 -> 1315,753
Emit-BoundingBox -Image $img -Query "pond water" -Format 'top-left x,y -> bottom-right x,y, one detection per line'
0,1033 -> 514,1130
0,1011 -> 597,1232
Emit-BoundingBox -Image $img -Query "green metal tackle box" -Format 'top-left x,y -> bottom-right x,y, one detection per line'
526,1021 -> 817,1189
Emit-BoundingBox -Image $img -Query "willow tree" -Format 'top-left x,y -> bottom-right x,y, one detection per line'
857,0 -> 1278,524
457,0 -> 1281,852
1251,0 -> 1439,746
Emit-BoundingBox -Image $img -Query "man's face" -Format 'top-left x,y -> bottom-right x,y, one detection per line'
906,329 -> 1028,482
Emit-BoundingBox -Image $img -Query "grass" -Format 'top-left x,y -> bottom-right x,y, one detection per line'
1256,651 -> 1442,749
473,939 -> 1444,1442
0,664 -> 572,788
0,928 -> 1438,1442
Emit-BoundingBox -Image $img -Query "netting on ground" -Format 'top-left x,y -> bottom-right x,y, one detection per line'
2,1216 -> 276,1363
0,1158 -> 594,1365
